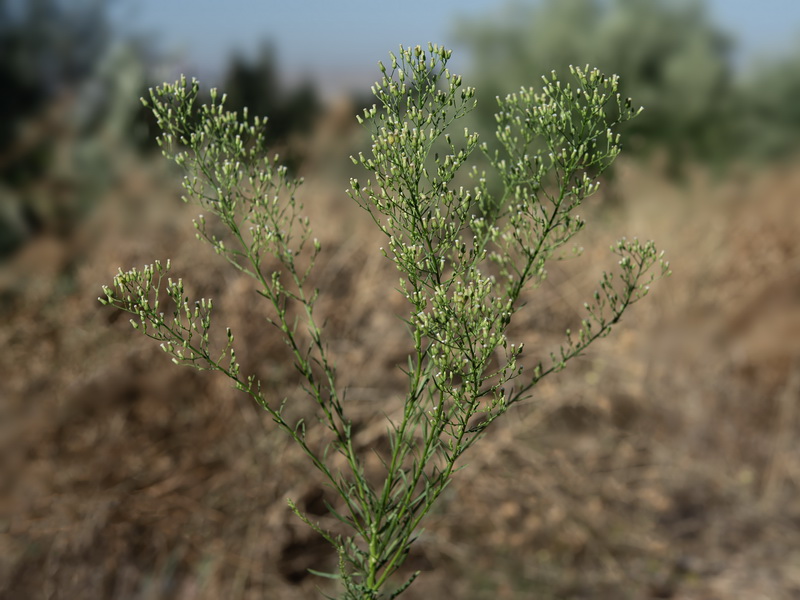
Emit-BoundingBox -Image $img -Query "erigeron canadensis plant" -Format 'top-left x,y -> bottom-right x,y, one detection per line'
99,44 -> 668,600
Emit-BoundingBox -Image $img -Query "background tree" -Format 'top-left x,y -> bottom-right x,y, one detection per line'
222,44 -> 321,170
736,41 -> 800,161
0,0 -> 111,180
454,0 -> 735,175
0,0 -> 115,256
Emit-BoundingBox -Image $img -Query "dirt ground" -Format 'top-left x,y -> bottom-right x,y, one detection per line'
2,111 -> 800,599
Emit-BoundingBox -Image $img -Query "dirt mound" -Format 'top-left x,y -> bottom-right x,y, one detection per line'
3,153 -> 800,599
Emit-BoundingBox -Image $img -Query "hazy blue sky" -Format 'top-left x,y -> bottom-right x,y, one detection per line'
110,0 -> 800,97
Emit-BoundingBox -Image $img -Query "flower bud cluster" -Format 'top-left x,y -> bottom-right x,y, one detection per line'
100,258 -> 240,376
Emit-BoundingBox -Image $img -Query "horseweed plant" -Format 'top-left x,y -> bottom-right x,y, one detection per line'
99,44 -> 668,599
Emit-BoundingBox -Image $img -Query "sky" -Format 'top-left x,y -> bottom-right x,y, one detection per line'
110,0 -> 800,98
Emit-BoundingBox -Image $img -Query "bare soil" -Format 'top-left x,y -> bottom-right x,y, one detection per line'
2,119 -> 799,599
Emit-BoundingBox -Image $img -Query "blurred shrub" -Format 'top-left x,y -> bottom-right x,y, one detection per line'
0,0 -> 116,256
737,42 -> 800,161
0,0 -> 110,180
455,0 -> 735,174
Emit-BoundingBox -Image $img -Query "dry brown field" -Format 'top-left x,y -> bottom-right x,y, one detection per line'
2,106 -> 800,599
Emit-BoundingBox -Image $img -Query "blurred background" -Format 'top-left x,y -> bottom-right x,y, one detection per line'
3,0 -> 800,598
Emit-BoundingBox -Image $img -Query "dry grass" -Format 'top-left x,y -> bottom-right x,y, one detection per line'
2,114 -> 800,599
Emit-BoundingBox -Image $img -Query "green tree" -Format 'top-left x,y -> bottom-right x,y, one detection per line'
0,0 -> 110,168
222,43 -> 320,159
0,0 -> 114,256
737,41 -> 800,160
455,0 -> 734,173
